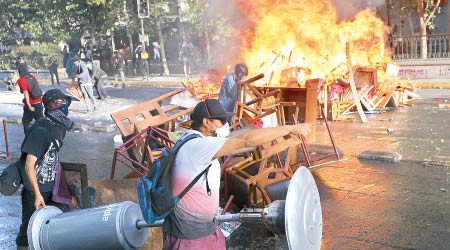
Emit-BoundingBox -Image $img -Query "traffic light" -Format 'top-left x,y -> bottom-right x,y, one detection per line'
137,0 -> 150,18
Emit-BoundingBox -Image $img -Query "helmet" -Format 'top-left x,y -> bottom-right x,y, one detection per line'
235,64 -> 248,80
42,89 -> 72,111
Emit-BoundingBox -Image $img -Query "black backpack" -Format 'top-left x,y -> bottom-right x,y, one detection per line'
25,75 -> 42,99
0,120 -> 58,195
137,133 -> 211,224
0,161 -> 21,196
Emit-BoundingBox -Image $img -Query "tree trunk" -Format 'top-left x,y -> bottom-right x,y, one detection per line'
417,1 -> 427,59
417,0 -> 441,59
407,14 -> 415,36
91,27 -> 96,47
123,0 -> 134,52
204,30 -> 211,65
154,3 -> 170,75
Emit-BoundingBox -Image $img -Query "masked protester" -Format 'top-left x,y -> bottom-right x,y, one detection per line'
16,89 -> 74,250
162,99 -> 311,250
218,64 -> 248,124
17,62 -> 44,134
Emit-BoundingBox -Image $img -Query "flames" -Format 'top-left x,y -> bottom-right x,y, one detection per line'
234,0 -> 392,87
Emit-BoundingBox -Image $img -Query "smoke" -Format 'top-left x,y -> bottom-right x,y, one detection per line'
332,0 -> 385,22
203,0 -> 248,73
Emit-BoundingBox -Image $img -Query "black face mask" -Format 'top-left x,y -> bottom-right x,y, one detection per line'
46,107 -> 74,132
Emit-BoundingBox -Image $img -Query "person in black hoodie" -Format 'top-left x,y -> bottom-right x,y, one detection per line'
15,89 -> 74,250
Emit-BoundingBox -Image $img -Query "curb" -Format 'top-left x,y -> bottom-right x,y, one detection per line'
37,79 -> 184,88
416,82 -> 450,88
2,117 -> 116,133
358,150 -> 403,163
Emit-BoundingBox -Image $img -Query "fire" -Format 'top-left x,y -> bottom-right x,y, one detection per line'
234,0 -> 392,87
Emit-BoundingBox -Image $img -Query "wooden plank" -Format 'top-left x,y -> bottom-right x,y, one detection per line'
346,43 -> 367,123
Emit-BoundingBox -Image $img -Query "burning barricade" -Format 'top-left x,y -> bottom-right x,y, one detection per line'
109,0 -> 419,211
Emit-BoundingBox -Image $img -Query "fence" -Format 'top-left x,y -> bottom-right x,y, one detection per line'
0,54 -> 63,70
391,33 -> 450,59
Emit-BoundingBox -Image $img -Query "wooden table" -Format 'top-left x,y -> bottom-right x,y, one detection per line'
255,79 -> 321,142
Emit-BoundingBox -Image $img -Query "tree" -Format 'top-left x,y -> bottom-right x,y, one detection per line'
391,0 -> 442,59
153,0 -> 170,75
0,0 -> 122,46
180,0 -> 233,64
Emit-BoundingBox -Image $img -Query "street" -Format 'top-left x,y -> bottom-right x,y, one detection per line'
1,84 -> 449,249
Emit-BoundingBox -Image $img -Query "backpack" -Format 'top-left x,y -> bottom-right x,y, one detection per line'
25,75 -> 42,99
141,49 -> 149,60
137,133 -> 211,224
0,161 -> 21,196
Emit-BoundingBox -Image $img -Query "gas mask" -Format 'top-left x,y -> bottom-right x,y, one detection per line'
215,122 -> 230,138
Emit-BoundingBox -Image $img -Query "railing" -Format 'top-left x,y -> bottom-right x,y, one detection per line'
391,33 -> 450,59
0,120 -> 9,160
0,54 -> 63,70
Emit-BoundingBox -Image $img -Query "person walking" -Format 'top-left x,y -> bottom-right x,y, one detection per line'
179,41 -> 193,77
92,63 -> 109,100
61,45 -> 69,67
112,51 -> 126,87
135,42 -> 150,80
152,41 -> 161,62
73,56 -> 97,113
17,63 -> 44,134
92,45 -> 102,67
15,89 -> 74,250
47,55 -> 60,86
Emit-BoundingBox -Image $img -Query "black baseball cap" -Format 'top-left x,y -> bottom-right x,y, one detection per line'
191,99 -> 234,122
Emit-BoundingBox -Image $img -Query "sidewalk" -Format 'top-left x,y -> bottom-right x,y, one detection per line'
38,74 -> 201,88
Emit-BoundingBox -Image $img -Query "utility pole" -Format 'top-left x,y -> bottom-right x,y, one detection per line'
140,18 -> 145,42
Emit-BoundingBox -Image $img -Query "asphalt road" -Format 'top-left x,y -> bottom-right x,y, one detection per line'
0,86 -> 449,249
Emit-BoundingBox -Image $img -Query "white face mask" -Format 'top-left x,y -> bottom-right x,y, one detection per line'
215,122 -> 230,138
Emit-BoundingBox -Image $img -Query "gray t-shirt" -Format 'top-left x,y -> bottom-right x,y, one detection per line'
163,130 -> 227,239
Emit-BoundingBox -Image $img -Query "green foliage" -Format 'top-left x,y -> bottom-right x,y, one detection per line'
36,43 -> 61,56
0,0 -> 121,44
182,0 -> 233,41
392,0 -> 442,30
12,46 -> 34,56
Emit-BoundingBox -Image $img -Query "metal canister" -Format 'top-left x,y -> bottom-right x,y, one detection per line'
29,201 -> 149,250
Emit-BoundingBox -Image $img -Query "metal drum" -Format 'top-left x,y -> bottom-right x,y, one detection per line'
28,201 -> 149,250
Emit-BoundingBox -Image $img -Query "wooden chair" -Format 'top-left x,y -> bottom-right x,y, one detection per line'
231,82 -> 282,130
225,135 -> 301,207
121,126 -> 175,179
111,89 -> 193,137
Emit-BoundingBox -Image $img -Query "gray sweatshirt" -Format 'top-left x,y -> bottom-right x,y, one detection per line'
77,61 -> 92,85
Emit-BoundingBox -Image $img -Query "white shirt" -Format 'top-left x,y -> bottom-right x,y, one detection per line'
172,130 -> 227,222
